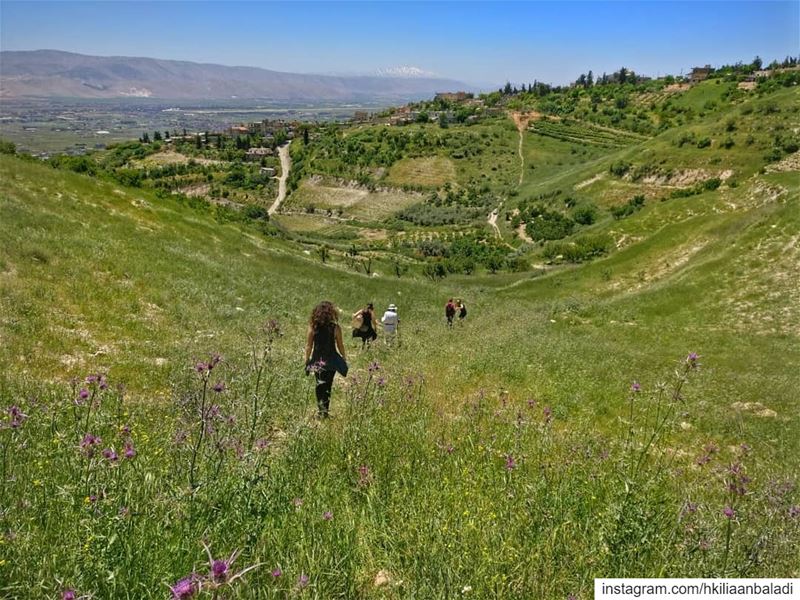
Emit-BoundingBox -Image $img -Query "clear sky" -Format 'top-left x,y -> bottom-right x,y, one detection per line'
1,1 -> 798,85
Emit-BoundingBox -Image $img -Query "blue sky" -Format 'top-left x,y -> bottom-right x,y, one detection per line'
1,1 -> 798,85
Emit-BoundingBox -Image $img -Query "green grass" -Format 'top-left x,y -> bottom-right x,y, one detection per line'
1,106 -> 799,599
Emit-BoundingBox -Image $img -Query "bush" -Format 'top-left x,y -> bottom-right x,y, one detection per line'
611,195 -> 645,219
696,137 -> 712,149
526,211 -> 575,241
609,160 -> 631,177
572,204 -> 597,225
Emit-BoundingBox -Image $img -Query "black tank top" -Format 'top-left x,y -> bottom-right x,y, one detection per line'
311,323 -> 338,368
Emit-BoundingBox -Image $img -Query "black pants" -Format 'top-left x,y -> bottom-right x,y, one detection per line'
315,369 -> 336,416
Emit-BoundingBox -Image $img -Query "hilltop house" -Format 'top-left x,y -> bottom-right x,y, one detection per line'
435,91 -> 473,103
689,65 -> 713,84
245,147 -> 273,161
228,125 -> 250,137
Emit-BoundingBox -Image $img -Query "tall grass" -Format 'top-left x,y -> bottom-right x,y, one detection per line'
2,332 -> 797,598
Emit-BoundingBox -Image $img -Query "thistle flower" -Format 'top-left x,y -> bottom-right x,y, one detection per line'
505,454 -> 517,470
298,573 -> 309,588
170,575 -> 198,599
789,506 -> 800,519
212,381 -> 226,393
271,567 -> 282,578
543,406 -> 553,424
723,506 -> 735,519
62,590 -> 76,600
123,443 -> 136,459
78,388 -> 90,400
376,377 -> 386,387
211,559 -> 229,582
631,381 -> 641,392
686,352 -> 701,369
322,511 -> 333,521
102,448 -> 119,462
368,360 -> 380,372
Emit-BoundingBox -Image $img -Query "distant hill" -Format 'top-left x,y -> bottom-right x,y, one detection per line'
0,50 -> 476,101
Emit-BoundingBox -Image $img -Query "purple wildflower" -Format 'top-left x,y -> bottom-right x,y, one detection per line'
505,454 -> 517,470
723,506 -> 735,519
171,575 -> 198,599
358,464 -> 372,487
123,443 -> 136,459
102,448 -> 119,462
684,501 -> 698,515
376,376 -> 386,387
211,559 -> 229,582
696,455 -> 711,466
368,360 -> 381,372
298,573 -> 309,588
195,362 -> 208,374
78,388 -> 90,400
271,567 -> 282,578
98,376 -> 108,390
789,506 -> 800,519
62,590 -> 76,600
323,511 -> 333,521
254,438 -> 270,450
446,444 -> 455,454
543,406 -> 553,424
86,375 -> 98,384
212,381 -> 226,393
686,352 -> 701,369
209,353 -> 222,369
120,424 -> 131,436
631,381 -> 641,392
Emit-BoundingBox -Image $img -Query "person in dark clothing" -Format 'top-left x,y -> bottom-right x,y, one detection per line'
445,298 -> 456,328
352,303 -> 378,348
305,301 -> 348,418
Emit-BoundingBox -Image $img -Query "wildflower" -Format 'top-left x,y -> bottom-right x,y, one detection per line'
358,464 -> 372,487
123,443 -> 136,460
527,398 -> 537,409
119,424 -> 131,436
543,406 -> 553,424
98,376 -> 108,390
323,511 -> 333,521
567,595 -> 577,600
376,376 -> 386,387
368,360 -> 380,372
789,506 -> 800,518
298,573 -> 309,588
78,388 -> 90,400
684,502 -> 698,515
88,495 -> 98,504
119,506 -> 130,517
211,559 -> 229,582
86,375 -> 98,384
170,575 -> 198,599
62,590 -> 76,600
739,443 -> 751,455
209,353 -> 222,369
212,381 -> 226,393
505,454 -> 517,470
462,585 -> 473,594
80,434 -> 101,457
102,448 -> 119,462
195,362 -> 208,374
686,352 -> 700,369
699,539 -> 711,551
271,567 -> 282,578
254,438 -> 270,450
446,445 -> 455,454
723,506 -> 735,519
631,381 -> 641,392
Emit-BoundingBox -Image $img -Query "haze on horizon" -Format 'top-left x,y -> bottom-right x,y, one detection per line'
1,0 -> 798,86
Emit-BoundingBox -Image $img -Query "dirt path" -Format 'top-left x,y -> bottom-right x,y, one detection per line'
268,143 -> 291,216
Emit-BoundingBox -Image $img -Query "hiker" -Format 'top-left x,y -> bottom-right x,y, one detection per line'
305,300 -> 348,418
445,298 -> 456,328
352,303 -> 378,348
456,299 -> 467,325
380,303 -> 399,346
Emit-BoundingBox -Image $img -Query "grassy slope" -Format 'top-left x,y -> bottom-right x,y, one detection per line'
1,99 -> 798,594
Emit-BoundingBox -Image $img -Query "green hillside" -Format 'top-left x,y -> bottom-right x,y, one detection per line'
1,71 -> 799,597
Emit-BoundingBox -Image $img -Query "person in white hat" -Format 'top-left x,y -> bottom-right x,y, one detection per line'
381,303 -> 399,346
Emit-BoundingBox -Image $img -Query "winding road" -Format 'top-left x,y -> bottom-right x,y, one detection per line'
268,143 -> 291,216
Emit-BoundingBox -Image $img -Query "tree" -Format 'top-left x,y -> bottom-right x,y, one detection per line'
752,56 -> 763,70
195,135 -> 202,149
153,131 -> 162,141
503,81 -> 513,95
587,70 -> 594,87
422,261 -> 446,281
485,250 -> 504,274
303,127 -> 309,145
317,244 -> 330,263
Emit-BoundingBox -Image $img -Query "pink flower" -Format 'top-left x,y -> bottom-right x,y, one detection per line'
322,511 -> 333,521
723,506 -> 735,519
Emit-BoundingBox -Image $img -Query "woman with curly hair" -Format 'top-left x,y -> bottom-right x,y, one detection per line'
304,300 -> 348,418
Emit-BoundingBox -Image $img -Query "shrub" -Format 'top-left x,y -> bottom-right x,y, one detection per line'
609,160 -> 631,177
526,211 -> 575,241
696,137 -> 712,149
611,195 -> 645,219
572,204 -> 597,225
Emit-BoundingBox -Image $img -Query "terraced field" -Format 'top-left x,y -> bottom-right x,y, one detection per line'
529,120 -> 649,148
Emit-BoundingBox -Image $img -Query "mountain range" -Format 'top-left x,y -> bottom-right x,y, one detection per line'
0,50 -> 475,101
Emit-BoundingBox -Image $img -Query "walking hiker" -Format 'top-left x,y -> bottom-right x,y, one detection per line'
445,298 -> 456,328
380,303 -> 399,346
352,303 -> 378,348
456,299 -> 467,325
305,301 -> 348,418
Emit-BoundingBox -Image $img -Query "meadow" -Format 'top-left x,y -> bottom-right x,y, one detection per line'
1,137 -> 798,598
